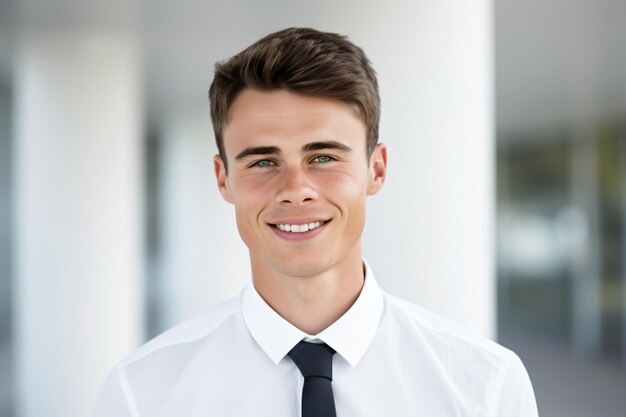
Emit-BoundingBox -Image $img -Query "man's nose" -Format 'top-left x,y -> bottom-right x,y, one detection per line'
275,166 -> 318,206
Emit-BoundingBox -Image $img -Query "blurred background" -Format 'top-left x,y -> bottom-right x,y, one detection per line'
496,1 -> 626,416
0,0 -> 625,416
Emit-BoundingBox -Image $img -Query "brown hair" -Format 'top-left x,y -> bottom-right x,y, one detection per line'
208,27 -> 380,170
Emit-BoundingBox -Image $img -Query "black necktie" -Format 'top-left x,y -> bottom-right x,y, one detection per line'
288,341 -> 337,417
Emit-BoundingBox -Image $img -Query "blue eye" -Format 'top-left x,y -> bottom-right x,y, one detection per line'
252,160 -> 275,168
313,155 -> 334,164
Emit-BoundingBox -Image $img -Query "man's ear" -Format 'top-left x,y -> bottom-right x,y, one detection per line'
367,143 -> 387,196
214,154 -> 234,204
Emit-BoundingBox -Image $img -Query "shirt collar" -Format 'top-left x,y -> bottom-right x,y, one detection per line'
241,260 -> 384,367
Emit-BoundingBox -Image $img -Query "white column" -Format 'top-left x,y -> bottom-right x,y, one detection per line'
359,1 -> 495,338
156,111 -> 249,331
13,32 -> 143,417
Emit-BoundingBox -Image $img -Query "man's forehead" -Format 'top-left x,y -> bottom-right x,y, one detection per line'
220,89 -> 368,162
226,89 -> 363,128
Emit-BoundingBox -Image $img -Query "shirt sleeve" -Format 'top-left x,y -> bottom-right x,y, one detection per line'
494,352 -> 539,417
92,367 -> 135,417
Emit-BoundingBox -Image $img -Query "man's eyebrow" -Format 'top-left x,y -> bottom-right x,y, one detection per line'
302,141 -> 353,152
234,146 -> 281,161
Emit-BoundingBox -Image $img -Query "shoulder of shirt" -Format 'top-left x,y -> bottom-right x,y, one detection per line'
380,291 -> 528,416
116,292 -> 243,368
382,290 -> 514,360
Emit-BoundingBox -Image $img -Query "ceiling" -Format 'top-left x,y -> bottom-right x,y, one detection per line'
2,0 -> 625,137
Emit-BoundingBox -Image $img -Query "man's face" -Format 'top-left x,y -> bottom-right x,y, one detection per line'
214,89 -> 386,278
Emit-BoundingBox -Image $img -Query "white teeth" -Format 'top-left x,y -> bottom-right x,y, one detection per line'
275,221 -> 322,233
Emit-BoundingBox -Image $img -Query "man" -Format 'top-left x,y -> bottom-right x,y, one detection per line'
93,27 -> 538,417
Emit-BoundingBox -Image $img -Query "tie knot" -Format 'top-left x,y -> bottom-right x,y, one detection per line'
288,341 -> 336,380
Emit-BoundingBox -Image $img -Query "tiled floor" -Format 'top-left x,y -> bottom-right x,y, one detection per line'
499,328 -> 626,417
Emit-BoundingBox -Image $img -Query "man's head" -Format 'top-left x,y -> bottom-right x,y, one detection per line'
209,27 -> 380,171
209,28 -> 386,279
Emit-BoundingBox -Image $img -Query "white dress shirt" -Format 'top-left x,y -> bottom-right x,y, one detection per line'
93,262 -> 538,417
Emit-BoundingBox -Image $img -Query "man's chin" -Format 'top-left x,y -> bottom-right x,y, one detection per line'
269,258 -> 333,278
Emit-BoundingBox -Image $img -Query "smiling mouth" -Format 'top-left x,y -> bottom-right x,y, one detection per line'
271,220 -> 328,233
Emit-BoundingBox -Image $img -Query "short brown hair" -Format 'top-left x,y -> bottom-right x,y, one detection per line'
208,27 -> 380,170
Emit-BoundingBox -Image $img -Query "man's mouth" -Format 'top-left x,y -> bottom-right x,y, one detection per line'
272,220 -> 327,233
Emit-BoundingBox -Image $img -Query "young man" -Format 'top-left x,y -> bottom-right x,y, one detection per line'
93,28 -> 538,417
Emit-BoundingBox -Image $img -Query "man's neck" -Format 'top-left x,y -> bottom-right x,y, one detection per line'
250,248 -> 365,335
